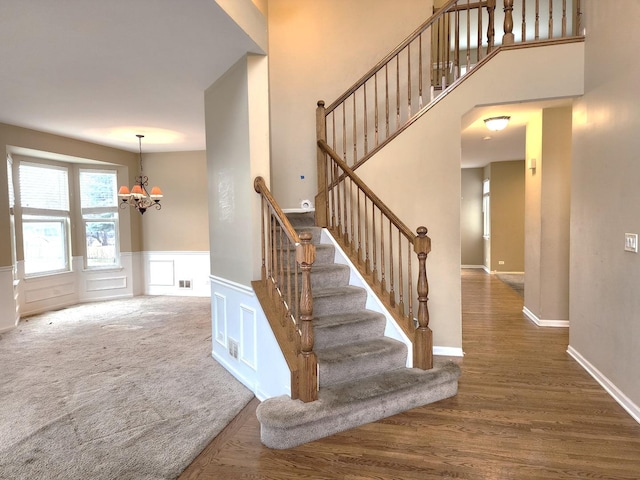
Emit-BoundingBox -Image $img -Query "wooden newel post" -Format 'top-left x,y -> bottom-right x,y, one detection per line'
502,0 -> 515,44
296,232 -> 318,402
413,226 -> 433,370
315,101 -> 328,228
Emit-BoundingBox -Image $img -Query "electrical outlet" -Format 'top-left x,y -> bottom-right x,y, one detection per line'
178,279 -> 192,289
228,339 -> 239,359
498,260 -> 505,265
624,233 -> 638,253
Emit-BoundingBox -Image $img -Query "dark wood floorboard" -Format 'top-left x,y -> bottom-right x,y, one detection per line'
179,269 -> 640,479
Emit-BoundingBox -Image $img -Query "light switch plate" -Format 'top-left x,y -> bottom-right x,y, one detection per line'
624,233 -> 638,253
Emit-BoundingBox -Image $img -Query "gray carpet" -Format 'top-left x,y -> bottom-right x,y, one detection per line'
496,273 -> 524,297
0,296 -> 253,480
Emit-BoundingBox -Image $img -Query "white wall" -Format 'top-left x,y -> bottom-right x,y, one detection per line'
569,0 -> 640,418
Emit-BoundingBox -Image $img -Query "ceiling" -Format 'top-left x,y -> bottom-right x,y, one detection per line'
460,98 -> 574,169
1,3 -> 571,163
0,1 -> 261,153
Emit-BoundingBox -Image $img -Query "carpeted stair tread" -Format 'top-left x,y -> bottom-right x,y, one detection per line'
286,212 -> 316,227
289,263 -> 350,290
278,243 -> 335,265
314,310 -> 386,350
317,337 -> 407,387
256,360 -> 461,449
312,286 -> 368,316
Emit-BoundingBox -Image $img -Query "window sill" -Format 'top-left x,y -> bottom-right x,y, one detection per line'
82,265 -> 124,273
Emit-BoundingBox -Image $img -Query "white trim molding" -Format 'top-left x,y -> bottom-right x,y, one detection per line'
523,306 -> 570,328
567,345 -> 640,424
209,275 -> 290,401
461,265 -> 485,269
143,251 -> 210,296
434,346 -> 464,357
0,266 -> 18,333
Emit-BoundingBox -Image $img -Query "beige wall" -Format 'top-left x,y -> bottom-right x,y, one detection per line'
205,54 -> 270,286
490,160 -> 525,272
570,0 -> 640,405
0,123 -> 141,268
141,151 -> 209,252
356,43 -> 583,349
267,0 -> 434,209
525,107 -> 572,322
461,168 -> 484,266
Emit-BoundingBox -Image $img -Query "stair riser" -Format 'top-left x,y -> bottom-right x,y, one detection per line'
277,244 -> 335,266
288,267 -> 350,291
314,317 -> 386,350
313,290 -> 367,317
318,342 -> 407,387
257,364 -> 461,450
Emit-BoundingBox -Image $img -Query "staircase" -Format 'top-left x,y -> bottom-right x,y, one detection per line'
256,213 -> 461,449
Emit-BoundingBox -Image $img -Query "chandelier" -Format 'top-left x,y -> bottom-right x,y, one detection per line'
118,134 -> 163,214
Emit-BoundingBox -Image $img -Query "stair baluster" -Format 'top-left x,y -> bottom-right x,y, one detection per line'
253,176 -> 318,401
316,140 -> 434,370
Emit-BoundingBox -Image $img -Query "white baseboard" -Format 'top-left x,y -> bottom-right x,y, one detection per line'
567,345 -> 640,424
461,265 -> 485,269
281,208 -> 315,214
522,306 -> 569,328
434,346 -> 464,357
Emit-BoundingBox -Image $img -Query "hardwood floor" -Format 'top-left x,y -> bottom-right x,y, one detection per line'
179,269 -> 640,479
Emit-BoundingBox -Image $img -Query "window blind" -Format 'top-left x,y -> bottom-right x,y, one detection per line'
19,163 -> 69,211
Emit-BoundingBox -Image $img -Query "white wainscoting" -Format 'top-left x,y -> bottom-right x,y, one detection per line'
210,275 -> 290,401
143,251 -> 210,297
18,256 -> 137,317
568,345 -> 640,424
0,267 -> 18,333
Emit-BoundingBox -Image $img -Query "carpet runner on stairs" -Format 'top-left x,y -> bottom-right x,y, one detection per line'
256,213 -> 461,449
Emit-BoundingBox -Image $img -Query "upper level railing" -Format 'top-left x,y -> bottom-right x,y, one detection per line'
315,0 -> 583,187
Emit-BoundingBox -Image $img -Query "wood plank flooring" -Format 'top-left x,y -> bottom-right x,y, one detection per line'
179,269 -> 640,479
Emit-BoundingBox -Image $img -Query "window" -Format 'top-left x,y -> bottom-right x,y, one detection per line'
482,179 -> 490,239
79,169 -> 119,268
19,163 -> 70,276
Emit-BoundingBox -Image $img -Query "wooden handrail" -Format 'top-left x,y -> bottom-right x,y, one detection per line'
254,176 -> 300,246
318,0 -> 584,174
253,176 -> 318,402
317,140 -> 433,369
317,139 -> 414,242
325,0 -> 460,113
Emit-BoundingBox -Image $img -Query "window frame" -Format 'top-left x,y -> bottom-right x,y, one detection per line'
18,162 -> 72,277
78,168 -> 121,270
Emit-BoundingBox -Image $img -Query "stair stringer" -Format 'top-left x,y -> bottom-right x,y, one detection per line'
320,228 -> 413,367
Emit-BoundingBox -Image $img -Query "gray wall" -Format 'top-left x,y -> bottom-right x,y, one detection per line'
490,160 -> 525,272
461,168 -> 484,266
570,0 -> 640,406
525,107 -> 571,323
205,54 -> 270,286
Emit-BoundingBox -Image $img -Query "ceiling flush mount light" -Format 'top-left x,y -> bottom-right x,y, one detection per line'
118,134 -> 163,214
484,116 -> 511,131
